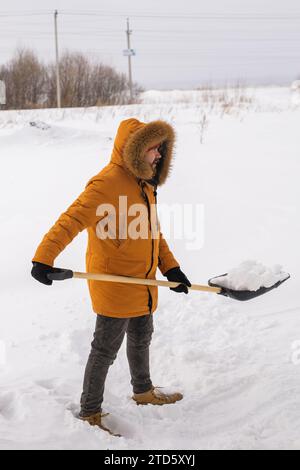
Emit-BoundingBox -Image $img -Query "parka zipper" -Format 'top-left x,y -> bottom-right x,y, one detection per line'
153,188 -> 162,270
140,181 -> 155,314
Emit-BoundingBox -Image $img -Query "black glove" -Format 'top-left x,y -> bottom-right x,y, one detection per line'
31,262 -> 64,286
165,267 -> 191,294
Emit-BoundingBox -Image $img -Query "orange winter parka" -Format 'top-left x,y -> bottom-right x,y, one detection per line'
33,118 -> 179,318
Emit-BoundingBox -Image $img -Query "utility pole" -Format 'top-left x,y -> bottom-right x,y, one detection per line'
126,18 -> 133,103
54,10 -> 61,108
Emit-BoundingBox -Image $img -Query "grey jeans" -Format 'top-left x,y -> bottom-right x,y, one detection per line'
80,313 -> 154,416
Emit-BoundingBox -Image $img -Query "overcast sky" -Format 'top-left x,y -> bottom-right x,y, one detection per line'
1,0 -> 300,89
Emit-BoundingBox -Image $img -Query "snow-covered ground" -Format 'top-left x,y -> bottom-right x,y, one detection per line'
0,86 -> 299,450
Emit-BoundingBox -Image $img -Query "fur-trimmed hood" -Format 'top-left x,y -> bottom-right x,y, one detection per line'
110,118 -> 175,186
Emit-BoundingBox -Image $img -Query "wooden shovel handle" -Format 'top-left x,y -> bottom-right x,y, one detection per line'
73,271 -> 222,294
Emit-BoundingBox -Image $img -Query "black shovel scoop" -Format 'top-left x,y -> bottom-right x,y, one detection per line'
209,273 -> 290,301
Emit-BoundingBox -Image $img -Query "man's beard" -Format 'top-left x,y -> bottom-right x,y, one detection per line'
152,163 -> 157,173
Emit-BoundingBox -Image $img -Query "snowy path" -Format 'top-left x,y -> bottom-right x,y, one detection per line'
1,284 -> 299,449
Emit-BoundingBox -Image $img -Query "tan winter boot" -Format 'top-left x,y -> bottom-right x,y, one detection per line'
133,387 -> 183,406
79,412 -> 121,437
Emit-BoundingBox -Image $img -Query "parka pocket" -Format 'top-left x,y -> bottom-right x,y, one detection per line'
106,257 -> 146,277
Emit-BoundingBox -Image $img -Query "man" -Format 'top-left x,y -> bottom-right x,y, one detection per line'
31,118 -> 191,435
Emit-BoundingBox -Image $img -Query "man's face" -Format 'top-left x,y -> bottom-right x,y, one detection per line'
144,145 -> 162,173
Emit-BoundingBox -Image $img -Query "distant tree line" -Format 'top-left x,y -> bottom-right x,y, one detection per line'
0,48 -> 143,110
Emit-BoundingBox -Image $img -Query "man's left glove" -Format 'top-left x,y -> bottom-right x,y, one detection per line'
164,267 -> 191,294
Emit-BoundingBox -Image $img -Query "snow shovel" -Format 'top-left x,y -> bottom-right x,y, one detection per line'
47,270 -> 290,301
208,273 -> 290,301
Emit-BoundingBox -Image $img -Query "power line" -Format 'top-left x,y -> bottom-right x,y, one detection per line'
1,10 -> 300,20
134,60 -> 300,69
0,28 -> 299,36
0,10 -> 51,13
1,9 -> 299,89
0,31 -> 125,36
59,11 -> 300,20
1,31 -> 299,43
0,12 -> 52,17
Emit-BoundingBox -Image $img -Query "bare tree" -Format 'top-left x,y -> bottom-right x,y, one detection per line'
0,48 -> 47,109
47,52 -> 91,107
0,48 -> 143,110
198,113 -> 209,144
47,51 -> 143,108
